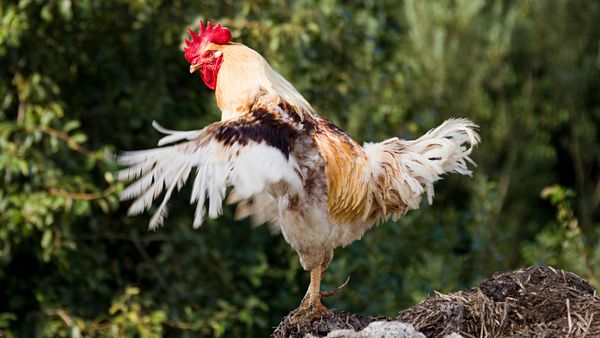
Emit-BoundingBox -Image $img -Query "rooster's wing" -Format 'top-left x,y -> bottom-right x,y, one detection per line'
117,96 -> 305,230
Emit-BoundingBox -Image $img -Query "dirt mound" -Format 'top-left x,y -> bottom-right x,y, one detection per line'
398,266 -> 600,337
272,266 -> 600,337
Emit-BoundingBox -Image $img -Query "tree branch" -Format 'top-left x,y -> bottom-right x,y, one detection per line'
39,126 -> 93,156
47,186 -> 116,201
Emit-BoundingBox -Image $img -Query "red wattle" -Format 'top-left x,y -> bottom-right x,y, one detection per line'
201,66 -> 217,90
200,57 -> 223,91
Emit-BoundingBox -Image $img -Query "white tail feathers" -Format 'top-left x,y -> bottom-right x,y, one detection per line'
365,118 -> 480,217
415,118 -> 479,172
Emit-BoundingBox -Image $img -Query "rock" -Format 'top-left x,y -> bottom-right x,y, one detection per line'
442,333 -> 465,338
309,321 -> 426,338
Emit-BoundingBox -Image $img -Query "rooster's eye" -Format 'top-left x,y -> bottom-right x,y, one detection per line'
204,51 -> 214,58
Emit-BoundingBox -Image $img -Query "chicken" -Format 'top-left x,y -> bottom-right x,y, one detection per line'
118,21 -> 480,322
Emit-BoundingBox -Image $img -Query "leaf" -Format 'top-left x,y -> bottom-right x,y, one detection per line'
71,133 -> 88,144
41,230 -> 52,249
63,120 -> 80,133
97,199 -> 109,214
59,0 -> 72,21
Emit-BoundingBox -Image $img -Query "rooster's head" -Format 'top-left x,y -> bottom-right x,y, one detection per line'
184,20 -> 232,90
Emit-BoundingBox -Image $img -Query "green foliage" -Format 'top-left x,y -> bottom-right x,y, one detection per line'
36,287 -> 166,338
1,0 -> 599,336
522,185 -> 600,289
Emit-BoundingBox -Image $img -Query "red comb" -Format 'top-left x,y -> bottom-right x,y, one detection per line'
184,20 -> 232,63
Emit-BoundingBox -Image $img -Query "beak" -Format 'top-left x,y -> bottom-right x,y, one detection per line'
190,63 -> 202,73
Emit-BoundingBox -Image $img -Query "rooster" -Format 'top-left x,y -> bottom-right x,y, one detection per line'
118,21 -> 480,322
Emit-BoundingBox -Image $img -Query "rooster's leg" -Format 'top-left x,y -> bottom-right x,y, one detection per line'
289,265 -> 331,324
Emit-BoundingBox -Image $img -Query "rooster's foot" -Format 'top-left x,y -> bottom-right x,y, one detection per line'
289,300 -> 332,324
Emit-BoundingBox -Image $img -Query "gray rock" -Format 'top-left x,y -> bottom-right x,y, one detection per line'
302,321 -> 467,338
442,333 -> 465,338
304,321 -> 426,338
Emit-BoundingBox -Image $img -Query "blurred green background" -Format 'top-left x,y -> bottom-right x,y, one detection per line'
1,0 -> 599,337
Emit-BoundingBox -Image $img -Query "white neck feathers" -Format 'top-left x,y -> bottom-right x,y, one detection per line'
215,44 -> 314,119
